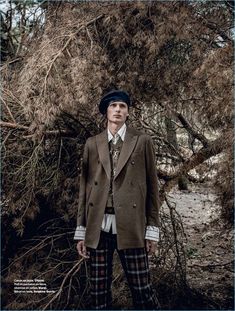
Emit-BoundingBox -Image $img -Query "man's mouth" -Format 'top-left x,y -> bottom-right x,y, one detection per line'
113,115 -> 121,117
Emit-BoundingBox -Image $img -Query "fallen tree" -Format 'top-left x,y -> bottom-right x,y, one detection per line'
1,1 -> 233,310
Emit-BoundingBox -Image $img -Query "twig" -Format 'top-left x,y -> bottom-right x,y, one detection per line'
0,121 -> 28,130
3,233 -> 69,272
86,27 -> 93,49
0,96 -> 16,123
0,121 -> 75,137
42,259 -> 84,310
188,260 -> 234,268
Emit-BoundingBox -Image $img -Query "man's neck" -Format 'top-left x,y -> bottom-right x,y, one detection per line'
107,122 -> 125,136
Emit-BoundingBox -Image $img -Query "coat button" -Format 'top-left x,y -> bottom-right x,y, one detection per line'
89,202 -> 93,207
131,160 -> 135,165
98,160 -> 100,164
133,203 -> 137,208
94,181 -> 98,185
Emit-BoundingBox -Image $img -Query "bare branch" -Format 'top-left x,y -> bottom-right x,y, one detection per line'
159,129 -> 232,204
0,121 -> 74,137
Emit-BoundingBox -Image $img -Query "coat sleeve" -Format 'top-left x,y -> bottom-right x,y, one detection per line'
76,139 -> 89,227
145,135 -> 160,227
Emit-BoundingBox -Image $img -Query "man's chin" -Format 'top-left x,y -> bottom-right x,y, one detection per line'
111,119 -> 125,125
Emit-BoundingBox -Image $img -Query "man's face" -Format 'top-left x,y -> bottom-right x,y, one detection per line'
106,101 -> 129,125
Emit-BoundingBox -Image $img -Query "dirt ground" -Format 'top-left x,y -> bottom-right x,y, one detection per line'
111,183 -> 234,310
174,184 -> 234,310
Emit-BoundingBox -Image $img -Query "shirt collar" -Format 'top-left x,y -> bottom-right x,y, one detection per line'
107,123 -> 127,142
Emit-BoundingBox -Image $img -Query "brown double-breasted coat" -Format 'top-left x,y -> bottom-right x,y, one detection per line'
76,127 -> 160,250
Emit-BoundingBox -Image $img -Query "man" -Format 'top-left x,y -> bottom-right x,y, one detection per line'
74,89 -> 160,310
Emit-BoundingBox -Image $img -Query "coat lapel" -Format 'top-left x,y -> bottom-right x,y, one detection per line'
96,130 -> 111,179
114,128 -> 138,180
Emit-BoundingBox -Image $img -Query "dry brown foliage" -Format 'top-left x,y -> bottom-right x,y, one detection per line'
1,1 -> 233,310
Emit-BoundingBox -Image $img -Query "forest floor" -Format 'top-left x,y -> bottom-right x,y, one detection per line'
112,182 -> 234,310
168,183 -> 234,310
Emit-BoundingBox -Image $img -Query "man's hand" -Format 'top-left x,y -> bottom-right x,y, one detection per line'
146,239 -> 158,255
77,240 -> 90,259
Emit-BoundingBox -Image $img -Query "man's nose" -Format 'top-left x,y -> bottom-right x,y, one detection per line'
115,105 -> 121,112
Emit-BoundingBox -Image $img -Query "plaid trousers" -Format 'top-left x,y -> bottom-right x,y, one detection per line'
88,231 -> 160,310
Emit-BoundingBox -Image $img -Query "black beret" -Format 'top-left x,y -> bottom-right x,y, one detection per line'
99,90 -> 131,115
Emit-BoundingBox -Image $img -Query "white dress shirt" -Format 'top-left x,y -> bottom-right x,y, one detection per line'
74,123 -> 160,241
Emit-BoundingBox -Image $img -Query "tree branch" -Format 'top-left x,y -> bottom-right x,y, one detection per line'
176,112 -> 209,148
0,121 -> 74,137
158,101 -> 209,148
159,129 -> 231,204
